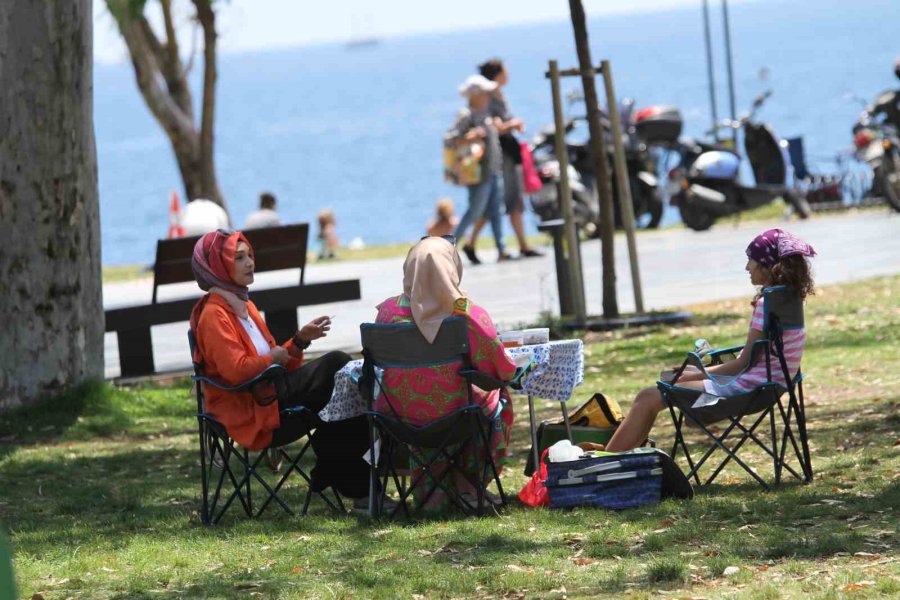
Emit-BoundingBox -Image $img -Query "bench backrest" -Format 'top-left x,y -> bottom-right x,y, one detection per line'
151,223 -> 309,303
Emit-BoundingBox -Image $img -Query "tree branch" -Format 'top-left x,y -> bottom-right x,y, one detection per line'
191,0 -> 218,191
116,13 -> 197,147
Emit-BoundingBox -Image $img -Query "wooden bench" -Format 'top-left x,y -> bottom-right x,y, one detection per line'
105,223 -> 361,378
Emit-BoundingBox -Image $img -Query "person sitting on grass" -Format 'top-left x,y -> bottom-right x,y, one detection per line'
189,228 -> 370,500
605,228 -> 817,452
373,236 -> 518,509
316,208 -> 339,260
426,197 -> 459,238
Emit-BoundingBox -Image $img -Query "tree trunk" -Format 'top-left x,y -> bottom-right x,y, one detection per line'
568,0 -> 619,317
0,0 -> 104,410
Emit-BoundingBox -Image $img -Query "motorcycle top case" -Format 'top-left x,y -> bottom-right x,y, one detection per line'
634,105 -> 683,144
544,448 -> 665,510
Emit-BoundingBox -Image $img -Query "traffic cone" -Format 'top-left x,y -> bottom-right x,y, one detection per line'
167,191 -> 185,238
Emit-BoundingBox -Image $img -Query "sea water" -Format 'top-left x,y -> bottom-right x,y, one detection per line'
94,0 -> 900,265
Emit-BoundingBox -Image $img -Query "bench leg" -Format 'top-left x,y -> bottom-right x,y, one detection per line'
117,327 -> 155,378
265,309 -> 299,344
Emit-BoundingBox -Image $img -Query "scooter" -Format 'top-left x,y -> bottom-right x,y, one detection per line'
852,89 -> 900,211
527,100 -> 665,236
666,91 -> 811,231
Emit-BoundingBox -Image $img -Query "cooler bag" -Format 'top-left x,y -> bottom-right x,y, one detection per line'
544,448 -> 666,510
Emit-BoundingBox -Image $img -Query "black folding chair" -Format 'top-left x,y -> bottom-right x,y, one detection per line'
359,317 -> 516,517
659,286 -> 813,489
188,330 -> 344,525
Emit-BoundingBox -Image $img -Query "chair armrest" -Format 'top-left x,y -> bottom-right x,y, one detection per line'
192,363 -> 286,392
459,369 -> 508,391
707,344 -> 743,365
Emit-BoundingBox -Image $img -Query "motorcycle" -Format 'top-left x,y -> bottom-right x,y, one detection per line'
665,91 -> 811,231
852,89 -> 900,212
527,100 -> 665,236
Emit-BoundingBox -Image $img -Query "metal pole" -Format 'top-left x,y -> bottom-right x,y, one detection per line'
567,0 -> 619,318
702,0 -> 720,141
549,60 -> 586,323
600,60 -> 644,314
722,0 -> 738,147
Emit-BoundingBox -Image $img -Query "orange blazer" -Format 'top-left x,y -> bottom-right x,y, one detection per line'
194,293 -> 304,450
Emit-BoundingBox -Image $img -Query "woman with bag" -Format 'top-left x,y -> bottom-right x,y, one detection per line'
445,74 -> 510,264
467,58 -> 544,262
189,228 -> 371,500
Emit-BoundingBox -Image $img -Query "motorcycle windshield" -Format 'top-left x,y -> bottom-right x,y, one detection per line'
744,122 -> 786,185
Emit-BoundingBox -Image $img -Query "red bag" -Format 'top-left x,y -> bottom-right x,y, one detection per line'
520,142 -> 543,194
518,448 -> 551,507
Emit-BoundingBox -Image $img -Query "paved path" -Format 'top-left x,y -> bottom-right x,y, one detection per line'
103,210 -> 900,378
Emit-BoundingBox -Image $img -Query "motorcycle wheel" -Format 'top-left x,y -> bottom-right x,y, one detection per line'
784,191 -> 812,219
881,150 -> 900,212
678,196 -> 717,231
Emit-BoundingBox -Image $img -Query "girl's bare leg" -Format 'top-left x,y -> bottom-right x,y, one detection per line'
606,381 -> 705,452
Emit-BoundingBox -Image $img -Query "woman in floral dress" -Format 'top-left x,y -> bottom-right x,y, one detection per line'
374,236 -> 517,507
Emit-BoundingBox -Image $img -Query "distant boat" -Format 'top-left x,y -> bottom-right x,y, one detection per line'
345,36 -> 382,50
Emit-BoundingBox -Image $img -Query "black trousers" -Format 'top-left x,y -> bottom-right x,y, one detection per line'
269,351 -> 370,498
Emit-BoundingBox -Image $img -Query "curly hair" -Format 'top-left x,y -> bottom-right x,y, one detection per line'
752,255 -> 815,305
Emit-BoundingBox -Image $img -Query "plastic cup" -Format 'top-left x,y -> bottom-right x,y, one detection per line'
500,330 -> 524,348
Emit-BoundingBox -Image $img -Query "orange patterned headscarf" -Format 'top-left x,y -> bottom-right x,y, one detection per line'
191,228 -> 253,300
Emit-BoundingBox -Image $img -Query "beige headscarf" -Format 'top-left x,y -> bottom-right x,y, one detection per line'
403,237 -> 466,343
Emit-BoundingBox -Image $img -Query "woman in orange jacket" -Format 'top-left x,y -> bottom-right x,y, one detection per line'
189,229 -> 369,498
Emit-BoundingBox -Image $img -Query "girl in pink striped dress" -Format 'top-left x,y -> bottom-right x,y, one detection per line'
606,228 -> 816,452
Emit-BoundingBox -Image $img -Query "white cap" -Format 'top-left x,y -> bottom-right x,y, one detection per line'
458,74 -> 498,99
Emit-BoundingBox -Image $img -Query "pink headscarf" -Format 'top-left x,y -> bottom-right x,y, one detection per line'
746,228 -> 816,268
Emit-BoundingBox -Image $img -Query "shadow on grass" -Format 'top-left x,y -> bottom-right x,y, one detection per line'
0,381 -> 132,459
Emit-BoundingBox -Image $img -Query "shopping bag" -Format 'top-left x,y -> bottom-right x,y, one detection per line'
518,448 -> 551,507
520,142 -> 543,194
443,140 -> 485,186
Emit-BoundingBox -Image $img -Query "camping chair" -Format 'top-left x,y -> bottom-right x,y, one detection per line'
188,330 -> 344,524
359,317 -> 517,518
659,286 -> 813,489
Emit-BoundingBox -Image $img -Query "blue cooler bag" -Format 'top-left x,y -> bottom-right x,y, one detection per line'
545,448 -> 676,510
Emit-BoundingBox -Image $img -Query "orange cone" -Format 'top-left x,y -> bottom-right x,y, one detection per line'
167,191 -> 185,238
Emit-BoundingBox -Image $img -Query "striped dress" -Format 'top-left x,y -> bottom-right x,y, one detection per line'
704,298 -> 805,397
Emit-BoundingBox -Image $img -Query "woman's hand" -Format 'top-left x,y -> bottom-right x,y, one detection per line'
298,315 -> 332,342
270,347 -> 290,365
676,364 -> 704,382
506,118 -> 525,132
463,127 -> 486,141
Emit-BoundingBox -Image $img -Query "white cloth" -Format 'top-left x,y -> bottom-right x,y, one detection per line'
244,208 -> 282,229
238,316 -> 271,356
181,199 -> 229,236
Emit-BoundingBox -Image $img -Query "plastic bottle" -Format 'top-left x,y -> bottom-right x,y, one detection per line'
694,338 -> 712,357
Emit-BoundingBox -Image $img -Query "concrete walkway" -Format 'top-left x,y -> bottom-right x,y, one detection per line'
103,210 -> 899,378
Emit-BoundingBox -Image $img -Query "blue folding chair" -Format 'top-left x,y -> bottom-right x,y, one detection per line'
659,286 -> 813,489
188,330 -> 343,524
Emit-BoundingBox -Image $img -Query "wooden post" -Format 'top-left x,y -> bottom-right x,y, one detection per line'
600,60 -> 645,314
548,60 -> 586,324
567,0 -> 619,318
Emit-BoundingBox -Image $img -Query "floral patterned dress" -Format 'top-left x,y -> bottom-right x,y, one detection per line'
375,295 -> 517,495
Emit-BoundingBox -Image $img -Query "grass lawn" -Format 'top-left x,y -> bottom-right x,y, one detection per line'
2,276 -> 898,599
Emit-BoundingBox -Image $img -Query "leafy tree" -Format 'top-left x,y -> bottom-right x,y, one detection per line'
106,0 -> 229,216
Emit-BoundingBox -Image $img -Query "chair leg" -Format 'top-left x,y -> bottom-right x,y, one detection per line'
797,383 -> 813,481
770,405 -> 782,486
